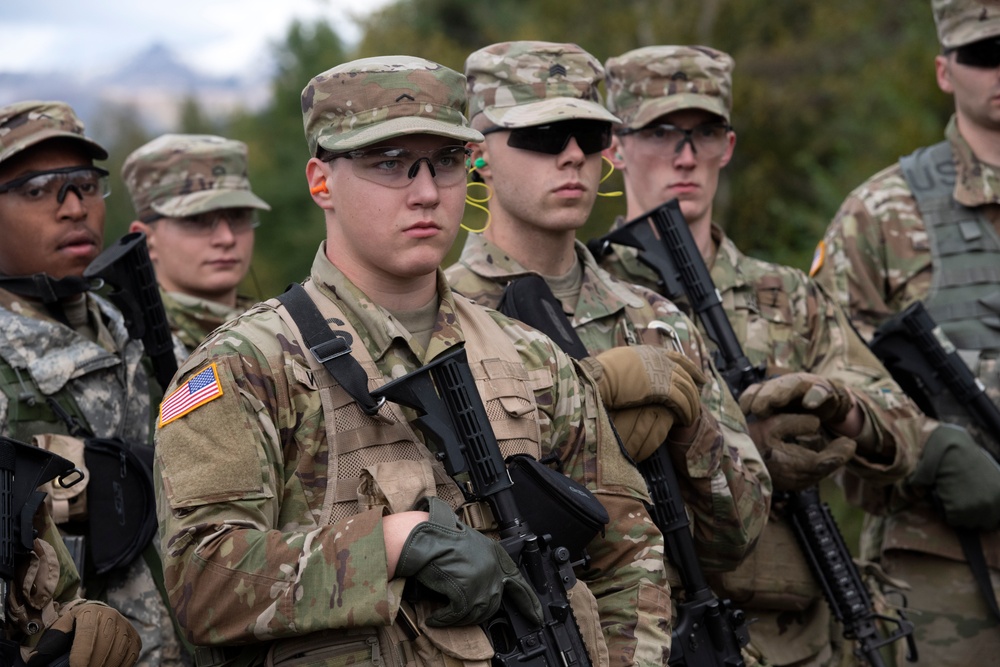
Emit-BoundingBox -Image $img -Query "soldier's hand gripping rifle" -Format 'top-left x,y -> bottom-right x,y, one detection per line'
371,346 -> 598,667
83,232 -> 178,391
588,199 -> 917,667
496,273 -> 749,667
0,436 -> 83,667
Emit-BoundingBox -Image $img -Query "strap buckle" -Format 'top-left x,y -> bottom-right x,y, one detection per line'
310,335 -> 352,364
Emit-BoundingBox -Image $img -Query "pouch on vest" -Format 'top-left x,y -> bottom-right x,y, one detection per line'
83,436 -> 158,574
506,454 -> 609,560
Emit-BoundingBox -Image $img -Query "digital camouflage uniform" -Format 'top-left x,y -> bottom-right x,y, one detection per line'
0,101 -> 180,667
447,235 -> 770,575
815,49 -> 1000,661
599,47 -> 926,666
154,57 -> 671,667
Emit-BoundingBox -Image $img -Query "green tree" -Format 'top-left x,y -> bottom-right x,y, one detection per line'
228,19 -> 347,298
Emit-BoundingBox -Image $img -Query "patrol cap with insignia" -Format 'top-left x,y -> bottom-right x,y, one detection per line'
605,45 -> 734,130
465,41 -> 620,128
301,55 -> 484,156
933,0 -> 1000,49
0,100 -> 108,165
122,134 -> 270,222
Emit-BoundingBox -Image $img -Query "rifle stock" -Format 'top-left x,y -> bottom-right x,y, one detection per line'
83,232 -> 178,390
371,346 -> 592,667
590,199 -> 917,666
869,300 -> 1000,460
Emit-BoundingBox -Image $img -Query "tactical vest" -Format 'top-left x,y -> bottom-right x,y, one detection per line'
900,141 -> 1000,455
216,280 -> 591,667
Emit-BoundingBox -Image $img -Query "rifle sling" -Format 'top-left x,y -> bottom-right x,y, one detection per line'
277,283 -> 381,415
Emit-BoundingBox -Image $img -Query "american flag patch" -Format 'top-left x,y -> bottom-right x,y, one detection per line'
158,363 -> 224,427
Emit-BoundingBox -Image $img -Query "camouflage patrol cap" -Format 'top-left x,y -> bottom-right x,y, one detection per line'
605,46 -> 734,129
465,41 -> 619,128
302,55 -> 483,155
933,0 -> 1000,49
0,100 -> 108,165
122,134 -> 270,221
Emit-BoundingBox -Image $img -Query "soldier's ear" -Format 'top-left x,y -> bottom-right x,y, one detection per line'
129,221 -> 157,261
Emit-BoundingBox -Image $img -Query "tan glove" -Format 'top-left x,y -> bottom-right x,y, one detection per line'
739,372 -> 853,424
747,413 -> 857,491
27,602 -> 141,667
581,346 -> 706,462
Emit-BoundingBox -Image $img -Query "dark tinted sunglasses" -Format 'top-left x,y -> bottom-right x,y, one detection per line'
483,120 -> 613,155
951,38 -> 1000,69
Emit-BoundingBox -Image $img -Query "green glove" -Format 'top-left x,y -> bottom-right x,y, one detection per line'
910,424 -> 1000,531
395,497 -> 543,628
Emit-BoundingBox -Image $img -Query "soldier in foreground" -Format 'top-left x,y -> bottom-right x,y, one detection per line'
0,100 -> 174,665
153,56 -> 672,666
596,47 -> 926,666
123,134 -> 270,356
814,0 -> 1000,660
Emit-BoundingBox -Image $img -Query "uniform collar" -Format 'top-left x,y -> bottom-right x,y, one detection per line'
309,243 -> 466,364
948,115 -> 1000,208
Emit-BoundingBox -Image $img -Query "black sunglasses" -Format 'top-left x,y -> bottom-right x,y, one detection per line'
483,120 -> 613,155
951,38 -> 1000,69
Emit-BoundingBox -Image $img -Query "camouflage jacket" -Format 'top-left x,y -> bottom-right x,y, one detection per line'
599,222 -> 925,663
0,288 -> 151,444
446,233 -> 770,573
161,289 -> 257,358
154,244 -> 671,665
0,287 -> 179,667
600,223 -> 922,487
815,116 -> 1000,568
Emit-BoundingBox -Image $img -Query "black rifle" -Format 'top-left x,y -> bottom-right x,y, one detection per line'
0,436 -> 83,667
497,273 -> 749,666
371,346 -> 592,667
589,199 -> 917,666
869,300 -> 1000,459
83,232 -> 178,391
869,300 -> 1000,619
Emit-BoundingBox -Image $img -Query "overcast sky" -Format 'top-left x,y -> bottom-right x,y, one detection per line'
0,0 -> 391,78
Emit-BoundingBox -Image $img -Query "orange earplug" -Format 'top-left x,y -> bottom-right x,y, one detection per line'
310,181 -> 329,195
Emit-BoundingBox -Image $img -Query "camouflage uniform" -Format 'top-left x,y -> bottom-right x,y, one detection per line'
0,101 -> 180,666
599,48 -> 926,666
122,133 -> 270,360
448,234 -> 769,573
160,289 -> 257,356
813,3 -> 1000,658
154,57 -> 670,667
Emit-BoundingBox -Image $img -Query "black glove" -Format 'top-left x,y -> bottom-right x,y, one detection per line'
395,497 -> 543,628
910,424 -> 1000,531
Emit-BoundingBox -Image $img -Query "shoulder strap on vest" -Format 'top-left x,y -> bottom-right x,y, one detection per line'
899,141 -> 956,205
276,283 -> 384,415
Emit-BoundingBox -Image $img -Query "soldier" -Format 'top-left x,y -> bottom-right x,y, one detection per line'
0,100 -> 177,665
814,0 -> 1000,661
446,41 -> 769,579
123,134 -> 271,356
597,47 -> 927,666
153,56 -> 672,666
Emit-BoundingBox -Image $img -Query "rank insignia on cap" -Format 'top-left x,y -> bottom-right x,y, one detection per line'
809,240 -> 826,277
158,363 -> 224,427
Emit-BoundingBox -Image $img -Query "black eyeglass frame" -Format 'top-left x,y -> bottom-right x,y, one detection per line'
482,120 -> 614,156
0,165 -> 111,204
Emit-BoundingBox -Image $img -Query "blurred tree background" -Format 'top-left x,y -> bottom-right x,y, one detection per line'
99,0 -> 955,547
